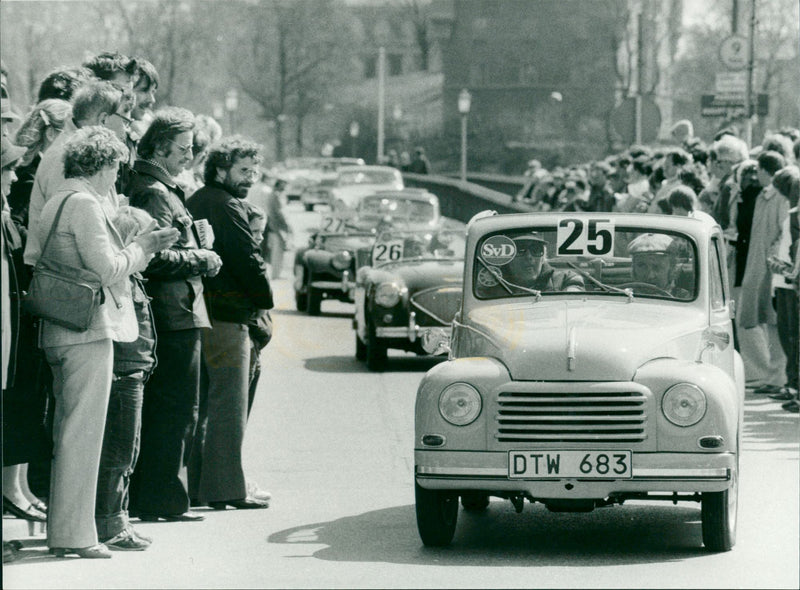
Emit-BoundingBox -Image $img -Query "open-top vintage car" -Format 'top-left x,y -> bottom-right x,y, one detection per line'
293,222 -> 376,315
353,227 -> 466,371
414,212 -> 744,552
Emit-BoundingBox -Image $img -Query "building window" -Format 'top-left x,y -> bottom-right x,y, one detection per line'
388,54 -> 403,76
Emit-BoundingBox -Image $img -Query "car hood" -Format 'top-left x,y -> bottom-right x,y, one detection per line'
379,259 -> 464,292
465,299 -> 706,381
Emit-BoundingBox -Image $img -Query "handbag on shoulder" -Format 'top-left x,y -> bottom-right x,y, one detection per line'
23,193 -> 104,332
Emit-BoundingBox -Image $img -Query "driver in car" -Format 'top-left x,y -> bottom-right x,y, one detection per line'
627,233 -> 690,298
505,234 -> 584,292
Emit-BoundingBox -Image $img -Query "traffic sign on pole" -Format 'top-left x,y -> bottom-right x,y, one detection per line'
719,35 -> 749,70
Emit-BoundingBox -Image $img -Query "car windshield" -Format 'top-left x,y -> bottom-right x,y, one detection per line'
357,196 -> 436,225
472,223 -> 697,301
338,170 -> 397,185
318,234 -> 375,252
372,229 -> 466,266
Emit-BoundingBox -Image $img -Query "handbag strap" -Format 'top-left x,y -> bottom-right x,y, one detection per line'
37,191 -> 78,264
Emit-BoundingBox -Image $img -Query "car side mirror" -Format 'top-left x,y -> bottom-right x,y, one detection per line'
422,328 -> 451,356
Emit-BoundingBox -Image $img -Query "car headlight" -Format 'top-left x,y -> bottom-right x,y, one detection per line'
662,383 -> 707,427
331,250 -> 352,270
374,282 -> 402,307
439,383 -> 482,426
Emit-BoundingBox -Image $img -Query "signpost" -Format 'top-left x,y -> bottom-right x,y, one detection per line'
700,94 -> 768,118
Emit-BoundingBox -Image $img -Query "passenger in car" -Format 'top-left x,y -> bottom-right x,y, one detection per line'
627,233 -> 690,298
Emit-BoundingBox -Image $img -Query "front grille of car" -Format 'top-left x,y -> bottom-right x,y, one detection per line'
411,286 -> 462,327
495,389 -> 647,443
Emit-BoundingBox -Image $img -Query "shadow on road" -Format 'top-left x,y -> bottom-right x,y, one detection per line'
304,355 -> 444,374
268,501 -> 709,566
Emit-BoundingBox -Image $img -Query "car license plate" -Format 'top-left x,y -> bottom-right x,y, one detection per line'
508,450 -> 632,479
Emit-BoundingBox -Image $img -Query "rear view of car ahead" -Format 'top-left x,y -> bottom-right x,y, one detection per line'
354,228 -> 465,371
414,212 -> 744,552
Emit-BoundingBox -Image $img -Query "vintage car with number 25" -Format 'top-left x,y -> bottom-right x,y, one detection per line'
353,227 -> 466,371
414,212 -> 744,552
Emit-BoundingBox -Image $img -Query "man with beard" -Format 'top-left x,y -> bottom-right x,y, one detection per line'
127,107 -> 222,523
186,136 -> 273,510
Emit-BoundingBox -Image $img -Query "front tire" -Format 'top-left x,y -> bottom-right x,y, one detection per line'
701,464 -> 738,551
366,319 -> 387,371
415,481 -> 458,547
355,331 -> 366,361
306,273 -> 322,316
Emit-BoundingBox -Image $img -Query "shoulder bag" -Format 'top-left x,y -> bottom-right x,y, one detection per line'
23,192 -> 104,332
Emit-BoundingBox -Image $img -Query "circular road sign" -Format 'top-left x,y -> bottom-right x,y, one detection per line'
719,35 -> 749,70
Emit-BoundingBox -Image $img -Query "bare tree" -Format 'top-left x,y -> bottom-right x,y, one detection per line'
235,0 -> 357,160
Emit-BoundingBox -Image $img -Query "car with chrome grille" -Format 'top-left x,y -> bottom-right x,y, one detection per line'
353,227 -> 466,371
329,165 -> 404,211
414,211 -> 744,552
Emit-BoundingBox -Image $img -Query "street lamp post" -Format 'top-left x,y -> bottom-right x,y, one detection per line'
349,121 -> 360,158
225,89 -> 238,134
457,89 -> 472,183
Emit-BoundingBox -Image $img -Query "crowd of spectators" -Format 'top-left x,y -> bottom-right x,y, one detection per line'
514,119 -> 800,415
1,52 -> 274,561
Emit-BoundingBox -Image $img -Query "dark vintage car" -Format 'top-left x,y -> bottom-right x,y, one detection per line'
353,228 -> 466,371
293,190 -> 444,316
293,229 -> 376,315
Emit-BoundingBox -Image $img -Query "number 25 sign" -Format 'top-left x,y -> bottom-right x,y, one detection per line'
556,218 -> 615,257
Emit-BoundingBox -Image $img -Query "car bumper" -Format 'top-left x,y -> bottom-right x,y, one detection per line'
309,271 -> 355,298
375,311 -> 447,343
415,449 -> 735,496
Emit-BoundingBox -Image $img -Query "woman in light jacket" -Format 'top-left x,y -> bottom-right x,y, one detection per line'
33,126 -> 178,558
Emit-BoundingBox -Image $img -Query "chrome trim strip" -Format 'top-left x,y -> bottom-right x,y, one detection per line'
417,466 -> 507,476
416,466 -> 729,479
310,281 -> 354,291
376,326 -> 439,339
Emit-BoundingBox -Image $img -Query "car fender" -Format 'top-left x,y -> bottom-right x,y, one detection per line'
415,357 -> 510,450
634,358 -> 741,453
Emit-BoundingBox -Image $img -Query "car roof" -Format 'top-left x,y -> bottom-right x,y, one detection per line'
337,165 -> 400,173
467,212 -> 719,244
363,189 -> 437,202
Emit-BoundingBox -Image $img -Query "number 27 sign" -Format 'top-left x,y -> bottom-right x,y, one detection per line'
556,218 -> 615,257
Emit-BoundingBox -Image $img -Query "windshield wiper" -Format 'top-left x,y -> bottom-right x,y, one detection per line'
566,261 -> 634,302
476,257 -> 542,301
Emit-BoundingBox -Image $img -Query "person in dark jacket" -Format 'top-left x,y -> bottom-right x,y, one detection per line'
127,107 -> 222,523
186,136 -> 273,510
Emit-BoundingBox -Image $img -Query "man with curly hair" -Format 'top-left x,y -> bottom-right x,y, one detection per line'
186,136 -> 273,510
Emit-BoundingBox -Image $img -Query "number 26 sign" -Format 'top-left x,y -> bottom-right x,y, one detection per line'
556,218 -> 615,257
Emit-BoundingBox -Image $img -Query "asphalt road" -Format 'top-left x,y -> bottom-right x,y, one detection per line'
3,202 -> 798,589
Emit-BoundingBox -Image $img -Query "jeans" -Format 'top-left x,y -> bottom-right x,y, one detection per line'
95,371 -> 145,540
